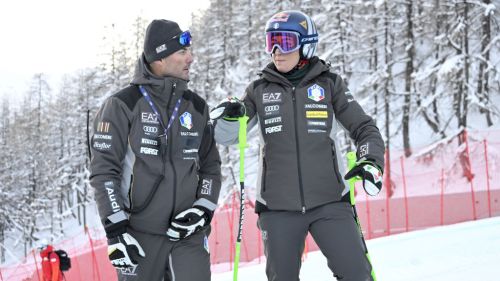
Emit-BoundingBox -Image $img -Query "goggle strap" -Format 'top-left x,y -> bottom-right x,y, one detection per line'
300,33 -> 318,44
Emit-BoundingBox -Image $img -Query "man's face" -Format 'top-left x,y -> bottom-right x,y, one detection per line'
160,47 -> 193,80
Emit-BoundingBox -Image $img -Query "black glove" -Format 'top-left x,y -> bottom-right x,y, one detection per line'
344,160 -> 383,196
209,97 -> 246,120
166,206 -> 212,241
107,233 -> 145,268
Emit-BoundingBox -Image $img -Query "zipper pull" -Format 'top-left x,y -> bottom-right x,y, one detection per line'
302,206 -> 306,214
172,82 -> 177,95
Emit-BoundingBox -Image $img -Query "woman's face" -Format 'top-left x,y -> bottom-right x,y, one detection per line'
272,49 -> 300,73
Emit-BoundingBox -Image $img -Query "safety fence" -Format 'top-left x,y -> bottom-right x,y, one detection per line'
1,129 -> 499,280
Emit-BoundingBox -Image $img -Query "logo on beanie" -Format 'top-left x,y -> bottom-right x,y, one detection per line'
156,44 -> 167,54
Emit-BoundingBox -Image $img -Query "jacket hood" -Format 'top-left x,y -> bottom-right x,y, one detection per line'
261,57 -> 330,87
130,54 -> 188,103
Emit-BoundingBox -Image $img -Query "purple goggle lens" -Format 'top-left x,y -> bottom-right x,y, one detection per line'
265,31 -> 300,54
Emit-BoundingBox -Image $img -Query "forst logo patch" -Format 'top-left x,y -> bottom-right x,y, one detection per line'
307,84 -> 325,102
180,112 -> 193,130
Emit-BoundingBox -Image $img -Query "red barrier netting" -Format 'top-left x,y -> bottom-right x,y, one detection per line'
1,129 -> 499,280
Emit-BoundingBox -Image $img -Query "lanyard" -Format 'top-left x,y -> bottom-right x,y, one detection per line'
138,85 -> 182,142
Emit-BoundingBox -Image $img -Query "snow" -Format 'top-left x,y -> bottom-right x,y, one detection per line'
212,217 -> 500,280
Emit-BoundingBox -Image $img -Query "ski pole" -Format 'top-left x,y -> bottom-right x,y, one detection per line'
233,115 -> 249,281
346,151 -> 377,281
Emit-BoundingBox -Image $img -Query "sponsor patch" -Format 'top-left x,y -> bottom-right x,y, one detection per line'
180,112 -> 193,130
97,122 -> 110,133
201,179 -> 212,195
305,103 -> 327,109
120,265 -> 138,276
265,125 -> 282,134
93,141 -> 111,150
156,44 -> 167,54
359,144 -> 369,157
180,131 -> 199,137
94,134 -> 112,140
262,92 -> 282,104
141,112 -> 159,124
272,12 -> 290,22
306,111 -> 328,119
141,138 -> 158,146
308,129 -> 327,134
104,181 -> 120,213
140,147 -> 158,156
307,84 -> 325,102
307,120 -> 327,127
264,105 -> 280,116
183,148 -> 198,154
300,20 -> 307,30
143,125 -> 158,136
264,116 -> 282,125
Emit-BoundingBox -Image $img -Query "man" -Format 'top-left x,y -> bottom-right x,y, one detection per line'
38,241 -> 63,281
211,11 -> 384,281
90,19 -> 221,281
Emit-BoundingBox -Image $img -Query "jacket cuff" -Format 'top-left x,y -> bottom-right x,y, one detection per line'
103,210 -> 128,239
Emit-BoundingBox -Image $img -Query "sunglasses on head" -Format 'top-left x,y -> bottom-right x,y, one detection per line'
172,31 -> 192,46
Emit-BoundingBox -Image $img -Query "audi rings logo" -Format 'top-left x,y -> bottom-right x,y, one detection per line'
264,105 -> 279,112
143,125 -> 158,134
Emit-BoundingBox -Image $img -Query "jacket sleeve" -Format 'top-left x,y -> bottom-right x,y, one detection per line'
89,97 -> 131,232
214,83 -> 258,146
331,73 -> 385,170
193,107 -> 222,212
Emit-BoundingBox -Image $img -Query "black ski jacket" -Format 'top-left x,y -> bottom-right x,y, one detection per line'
90,55 -> 221,235
215,58 -> 384,212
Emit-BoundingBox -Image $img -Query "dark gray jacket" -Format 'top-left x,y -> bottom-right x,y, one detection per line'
90,55 -> 221,235
215,58 -> 384,212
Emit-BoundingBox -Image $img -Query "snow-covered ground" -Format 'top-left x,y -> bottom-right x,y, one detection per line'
212,216 -> 500,281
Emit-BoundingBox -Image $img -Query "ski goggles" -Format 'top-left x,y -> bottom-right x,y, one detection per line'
265,31 -> 301,54
172,31 -> 192,46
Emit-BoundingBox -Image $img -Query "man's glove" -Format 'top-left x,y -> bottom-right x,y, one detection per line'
344,160 -> 383,196
166,206 -> 212,241
209,97 -> 245,120
107,233 -> 146,268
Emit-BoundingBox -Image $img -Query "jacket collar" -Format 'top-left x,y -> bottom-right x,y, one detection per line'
261,57 -> 330,88
131,54 -> 188,105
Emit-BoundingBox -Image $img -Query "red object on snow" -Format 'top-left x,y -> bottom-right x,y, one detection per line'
39,245 -> 63,281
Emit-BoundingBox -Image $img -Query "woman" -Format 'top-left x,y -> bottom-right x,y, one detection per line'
212,10 -> 384,281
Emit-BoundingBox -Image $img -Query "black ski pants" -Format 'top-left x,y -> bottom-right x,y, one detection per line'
258,202 -> 373,281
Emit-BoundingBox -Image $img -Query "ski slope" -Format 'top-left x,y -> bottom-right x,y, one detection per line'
212,217 -> 500,281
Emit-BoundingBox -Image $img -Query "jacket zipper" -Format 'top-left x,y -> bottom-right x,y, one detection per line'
291,86 -> 307,214
168,82 -> 178,222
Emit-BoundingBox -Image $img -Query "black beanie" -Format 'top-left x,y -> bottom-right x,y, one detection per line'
143,19 -> 184,63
